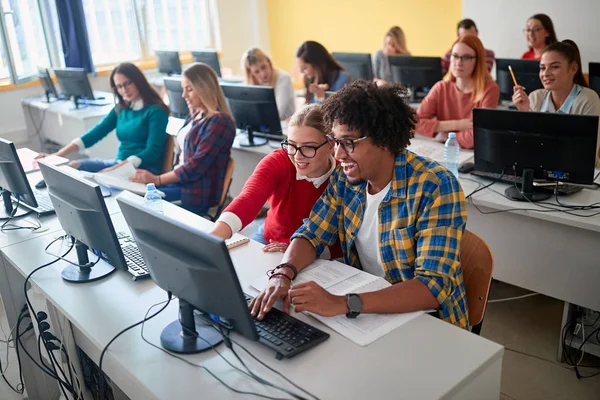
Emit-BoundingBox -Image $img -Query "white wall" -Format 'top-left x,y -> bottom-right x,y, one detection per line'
463,0 -> 600,72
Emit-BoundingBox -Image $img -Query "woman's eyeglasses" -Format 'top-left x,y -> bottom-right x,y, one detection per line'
281,141 -> 329,158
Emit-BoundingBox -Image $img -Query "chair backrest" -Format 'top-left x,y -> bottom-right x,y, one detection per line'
219,158 -> 235,206
161,135 -> 175,174
460,230 -> 494,328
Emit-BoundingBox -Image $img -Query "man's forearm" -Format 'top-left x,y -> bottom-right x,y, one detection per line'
360,279 -> 439,314
280,238 -> 317,277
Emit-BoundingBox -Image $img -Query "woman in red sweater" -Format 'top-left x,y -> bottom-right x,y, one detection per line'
521,14 -> 558,60
210,104 -> 337,255
415,33 -> 499,149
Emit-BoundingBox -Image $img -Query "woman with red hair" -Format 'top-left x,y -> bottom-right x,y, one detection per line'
415,34 -> 499,148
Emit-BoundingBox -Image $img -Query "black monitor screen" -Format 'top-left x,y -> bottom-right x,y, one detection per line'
332,52 -> 373,81
473,108 -> 598,185
54,68 -> 95,101
590,62 -> 600,98
0,138 -> 37,209
388,56 -> 442,89
156,51 -> 182,75
37,67 -> 57,98
192,50 -> 221,77
164,77 -> 189,118
496,59 -> 543,101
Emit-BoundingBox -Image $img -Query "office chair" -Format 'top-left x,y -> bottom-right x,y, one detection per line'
203,157 -> 234,221
460,229 -> 494,335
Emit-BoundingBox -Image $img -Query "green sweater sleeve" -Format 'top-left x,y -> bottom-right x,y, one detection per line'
134,107 -> 169,169
80,107 -> 118,149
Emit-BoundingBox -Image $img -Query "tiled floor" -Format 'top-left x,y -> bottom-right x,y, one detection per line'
2,225 -> 599,399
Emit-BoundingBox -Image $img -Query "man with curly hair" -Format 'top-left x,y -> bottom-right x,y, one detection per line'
249,80 -> 469,329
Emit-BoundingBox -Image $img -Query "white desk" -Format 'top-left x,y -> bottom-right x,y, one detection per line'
0,198 -> 503,400
22,92 -> 116,159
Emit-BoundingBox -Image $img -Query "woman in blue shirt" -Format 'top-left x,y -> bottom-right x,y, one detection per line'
40,63 -> 169,174
296,41 -> 351,104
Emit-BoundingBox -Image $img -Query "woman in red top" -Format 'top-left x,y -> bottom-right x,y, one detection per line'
415,34 -> 499,149
521,14 -> 558,60
210,104 -> 337,255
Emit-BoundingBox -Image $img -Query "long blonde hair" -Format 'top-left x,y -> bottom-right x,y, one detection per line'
449,34 -> 493,103
385,26 -> 410,55
183,62 -> 231,118
241,48 -> 278,87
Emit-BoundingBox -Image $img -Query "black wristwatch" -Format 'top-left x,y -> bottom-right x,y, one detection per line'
346,293 -> 363,319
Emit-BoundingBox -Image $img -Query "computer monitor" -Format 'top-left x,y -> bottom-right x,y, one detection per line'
38,161 -> 128,283
473,108 -> 598,201
496,59 -> 543,101
163,77 -> 189,118
54,68 -> 97,109
117,192 -> 259,353
191,50 -> 222,77
387,56 -> 442,101
37,67 -> 58,103
332,52 -> 373,81
0,139 -> 40,218
156,50 -> 182,75
589,62 -> 600,98
220,83 -> 283,147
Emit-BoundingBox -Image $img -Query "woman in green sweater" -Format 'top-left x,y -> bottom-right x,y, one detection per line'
40,63 -> 169,173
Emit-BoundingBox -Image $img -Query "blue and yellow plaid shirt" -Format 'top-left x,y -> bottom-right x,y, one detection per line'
292,150 -> 469,329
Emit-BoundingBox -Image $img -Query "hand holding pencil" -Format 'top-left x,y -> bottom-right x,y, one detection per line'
509,65 -> 530,111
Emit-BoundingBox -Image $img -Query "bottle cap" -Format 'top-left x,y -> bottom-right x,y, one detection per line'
146,183 -> 156,190
448,132 -> 456,139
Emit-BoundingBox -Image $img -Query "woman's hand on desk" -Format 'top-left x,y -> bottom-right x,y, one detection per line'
288,281 -> 347,317
249,275 -> 292,320
263,240 -> 289,253
130,169 -> 158,185
512,86 -> 529,111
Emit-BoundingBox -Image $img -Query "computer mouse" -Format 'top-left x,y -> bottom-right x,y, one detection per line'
458,162 -> 475,174
35,179 -> 46,189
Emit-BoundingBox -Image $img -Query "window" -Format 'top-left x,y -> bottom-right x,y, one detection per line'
0,0 -> 53,83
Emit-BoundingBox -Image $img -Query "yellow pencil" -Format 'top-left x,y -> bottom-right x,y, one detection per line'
508,65 -> 519,87
226,237 -> 250,250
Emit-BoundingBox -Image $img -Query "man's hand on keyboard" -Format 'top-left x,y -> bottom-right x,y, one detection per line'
249,275 -> 292,320
288,281 -> 347,317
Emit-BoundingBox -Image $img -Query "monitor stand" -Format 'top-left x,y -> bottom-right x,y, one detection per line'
504,168 -> 552,202
69,96 -> 89,111
160,299 -> 223,354
0,190 -> 32,219
61,240 -> 115,283
238,126 -> 267,147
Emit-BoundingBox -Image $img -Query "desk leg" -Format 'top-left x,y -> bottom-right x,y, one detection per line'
0,253 -> 61,400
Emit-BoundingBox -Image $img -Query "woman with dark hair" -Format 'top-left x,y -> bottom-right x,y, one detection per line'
521,13 -> 558,60
38,63 -> 169,173
513,40 -> 600,165
296,41 -> 351,103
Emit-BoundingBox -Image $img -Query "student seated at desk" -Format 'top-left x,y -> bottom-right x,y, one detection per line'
512,40 -> 600,166
415,34 -> 500,149
296,41 -> 351,104
249,80 -> 469,329
372,26 -> 411,86
37,63 -> 169,174
131,63 -> 236,215
441,19 -> 495,76
242,48 -> 295,120
210,104 -> 340,258
521,13 -> 558,60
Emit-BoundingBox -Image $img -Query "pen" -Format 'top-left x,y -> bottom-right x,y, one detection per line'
508,65 -> 519,87
226,237 -> 250,250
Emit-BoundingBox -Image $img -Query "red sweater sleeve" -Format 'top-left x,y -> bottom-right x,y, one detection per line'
456,82 -> 500,149
415,82 -> 443,137
222,151 -> 288,229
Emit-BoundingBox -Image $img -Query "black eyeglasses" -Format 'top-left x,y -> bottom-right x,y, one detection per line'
451,54 -> 477,62
114,80 -> 134,91
325,134 -> 367,154
281,141 -> 329,158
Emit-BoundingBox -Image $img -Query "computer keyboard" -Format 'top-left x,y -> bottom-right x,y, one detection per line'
244,294 -> 330,359
470,170 -> 583,195
31,189 -> 55,216
116,231 -> 150,279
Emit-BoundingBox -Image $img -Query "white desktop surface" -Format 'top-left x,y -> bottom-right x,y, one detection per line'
0,197 -> 503,400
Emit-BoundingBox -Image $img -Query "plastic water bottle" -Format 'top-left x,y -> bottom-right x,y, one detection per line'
144,183 -> 163,214
444,132 -> 460,177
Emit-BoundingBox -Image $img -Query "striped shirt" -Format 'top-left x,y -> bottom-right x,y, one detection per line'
441,48 -> 496,77
292,150 -> 469,329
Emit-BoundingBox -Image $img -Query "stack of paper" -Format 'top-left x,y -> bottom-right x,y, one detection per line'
84,162 -> 165,197
407,136 -> 474,166
252,260 -> 423,346
17,148 -> 68,173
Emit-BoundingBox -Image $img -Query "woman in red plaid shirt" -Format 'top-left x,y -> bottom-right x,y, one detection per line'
131,63 -> 236,215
